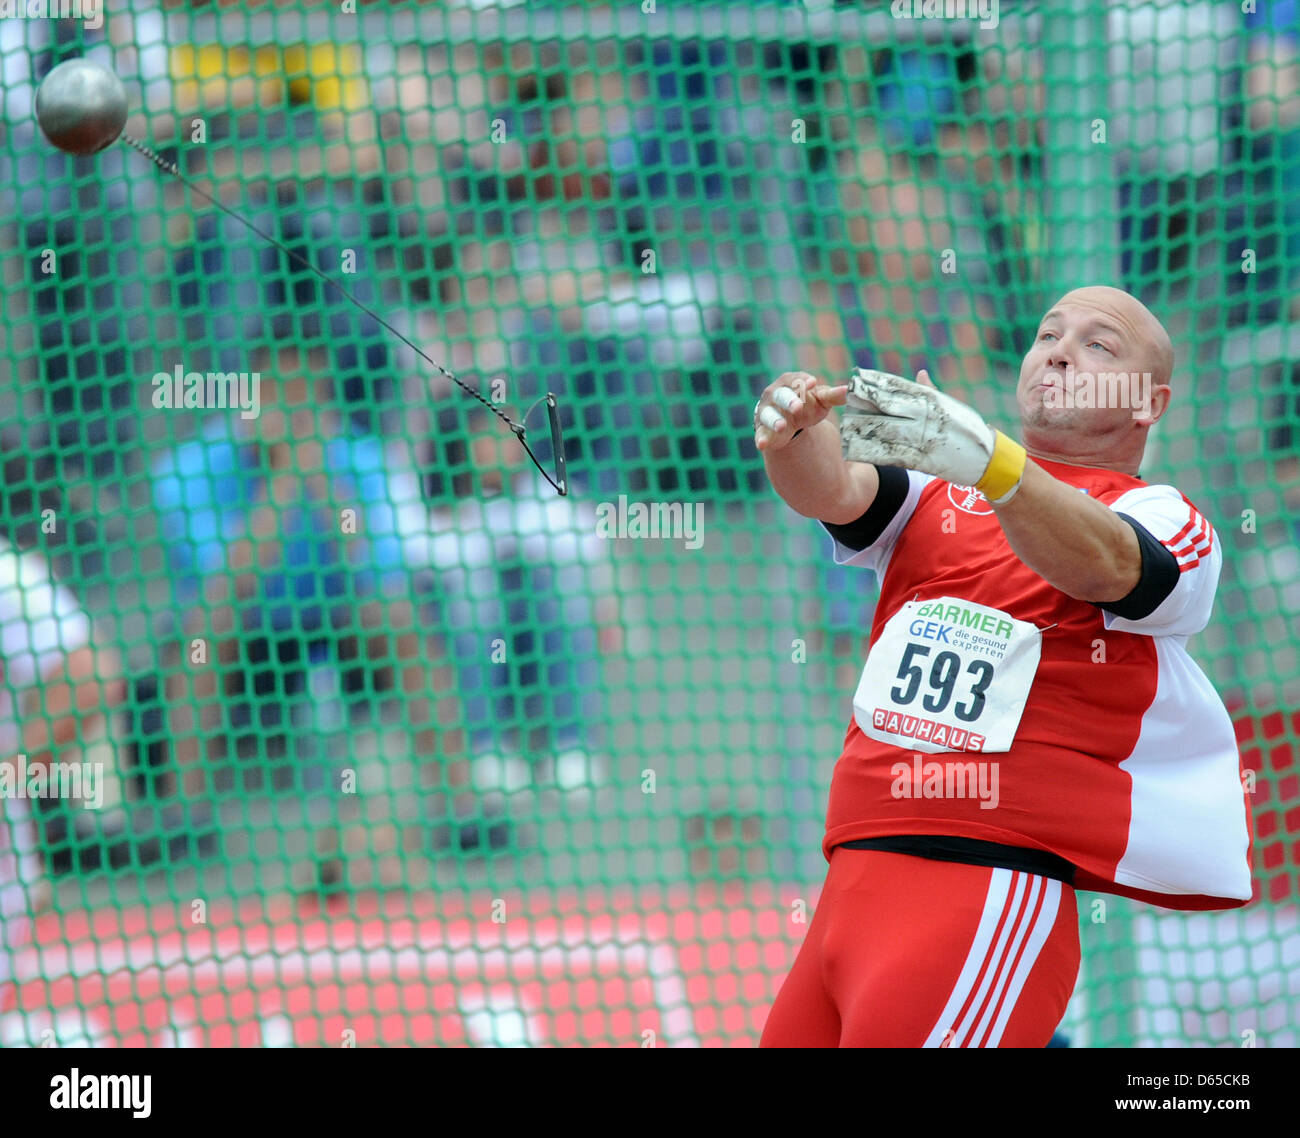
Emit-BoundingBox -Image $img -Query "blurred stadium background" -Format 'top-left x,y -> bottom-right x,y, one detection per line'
0,0 -> 1297,1047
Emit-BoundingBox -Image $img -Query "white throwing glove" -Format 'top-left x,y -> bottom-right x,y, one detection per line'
839,368 -> 1027,504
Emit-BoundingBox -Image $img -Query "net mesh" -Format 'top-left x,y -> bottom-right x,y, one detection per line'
0,0 -> 1296,1047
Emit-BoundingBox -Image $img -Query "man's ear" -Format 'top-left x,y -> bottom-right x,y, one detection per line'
1135,383 -> 1172,427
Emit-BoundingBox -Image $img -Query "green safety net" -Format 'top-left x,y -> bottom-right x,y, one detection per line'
0,1 -> 1296,1047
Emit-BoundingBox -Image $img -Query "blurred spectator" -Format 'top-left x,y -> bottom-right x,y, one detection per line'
152,358 -> 350,896
155,349 -> 463,887
1241,0 -> 1300,322
1237,0 -> 1300,520
1109,1 -> 1236,301
508,51 -> 804,499
876,44 -> 964,153
171,103 -> 392,382
0,537 -> 124,1024
608,37 -> 733,256
945,42 -> 1046,359
428,410 -> 621,800
835,119 -> 994,387
507,296 -> 678,499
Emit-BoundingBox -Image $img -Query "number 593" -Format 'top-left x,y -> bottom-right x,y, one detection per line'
890,643 -> 993,722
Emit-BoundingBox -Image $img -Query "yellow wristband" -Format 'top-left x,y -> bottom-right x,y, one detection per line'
975,430 -> 1027,504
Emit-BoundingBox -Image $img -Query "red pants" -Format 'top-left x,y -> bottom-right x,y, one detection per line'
760,848 -> 1080,1047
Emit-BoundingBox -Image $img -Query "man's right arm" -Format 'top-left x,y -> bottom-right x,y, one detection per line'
755,373 -> 881,524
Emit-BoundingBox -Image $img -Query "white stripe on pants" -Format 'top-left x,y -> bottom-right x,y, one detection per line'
922,868 -> 1062,1048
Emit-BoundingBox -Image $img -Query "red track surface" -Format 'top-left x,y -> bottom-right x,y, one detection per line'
11,883 -> 808,1047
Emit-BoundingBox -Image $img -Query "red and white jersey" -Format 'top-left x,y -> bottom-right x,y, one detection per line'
820,458 -> 1252,910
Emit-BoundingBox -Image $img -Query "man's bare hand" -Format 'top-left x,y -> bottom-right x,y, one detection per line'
753,372 -> 849,453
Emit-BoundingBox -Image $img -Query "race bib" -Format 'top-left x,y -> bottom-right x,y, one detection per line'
853,597 -> 1042,754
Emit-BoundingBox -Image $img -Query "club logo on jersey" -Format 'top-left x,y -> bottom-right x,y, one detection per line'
947,484 -> 994,516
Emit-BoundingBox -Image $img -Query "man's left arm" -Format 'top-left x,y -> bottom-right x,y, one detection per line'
989,461 -> 1141,603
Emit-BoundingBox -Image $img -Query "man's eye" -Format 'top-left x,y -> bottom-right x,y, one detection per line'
1089,341 -> 1110,352
1038,332 -> 1056,342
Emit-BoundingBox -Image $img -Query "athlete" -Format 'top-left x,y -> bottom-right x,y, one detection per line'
754,285 -> 1252,1047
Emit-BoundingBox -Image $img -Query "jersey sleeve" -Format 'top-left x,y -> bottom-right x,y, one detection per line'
818,467 -> 936,574
1097,484 -> 1220,638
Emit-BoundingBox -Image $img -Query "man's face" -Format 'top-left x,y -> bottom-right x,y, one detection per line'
1015,291 -> 1165,446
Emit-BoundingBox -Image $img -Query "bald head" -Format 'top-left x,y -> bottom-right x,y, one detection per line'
1015,285 -> 1177,474
1053,285 -> 1174,387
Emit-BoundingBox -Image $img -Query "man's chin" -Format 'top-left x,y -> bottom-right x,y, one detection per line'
1019,403 -> 1086,438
